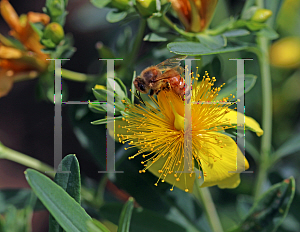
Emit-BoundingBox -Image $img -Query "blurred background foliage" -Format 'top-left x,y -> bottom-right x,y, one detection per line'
0,0 -> 300,231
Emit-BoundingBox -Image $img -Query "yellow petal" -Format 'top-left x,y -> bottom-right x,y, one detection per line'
224,110 -> 263,136
147,154 -> 196,192
108,117 -> 129,141
199,132 -> 249,188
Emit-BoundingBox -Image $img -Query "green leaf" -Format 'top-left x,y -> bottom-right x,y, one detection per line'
100,203 -> 186,232
241,0 -> 256,19
265,0 -> 284,28
234,20 -> 266,31
0,189 -> 44,213
49,154 -> 81,232
230,177 -> 296,232
216,74 -> 257,100
91,116 -> 123,125
106,10 -> 127,23
25,169 -> 92,232
90,0 -> 111,8
222,29 -> 250,37
273,133 -> 300,163
118,197 -> 134,232
87,219 -> 111,232
196,34 -> 227,49
143,33 -> 177,42
167,42 -> 248,55
45,0 -> 68,26
256,26 -> 279,40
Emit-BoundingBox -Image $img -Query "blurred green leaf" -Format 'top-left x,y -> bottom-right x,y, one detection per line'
256,27 -> 279,40
91,116 -> 123,125
118,197 -> 134,232
196,34 -> 227,49
241,0 -> 256,20
25,169 -> 92,232
265,0 -> 284,28
234,20 -> 266,31
90,0 -> 111,8
273,134 -> 300,163
143,33 -> 177,42
100,203 -> 186,232
87,219 -> 111,232
229,177 -> 296,232
222,29 -> 250,37
236,195 -> 254,220
167,42 -> 248,55
0,189 -> 44,213
106,10 -> 127,23
216,74 -> 257,100
49,154 -> 81,232
0,206 -> 32,232
45,0 -> 68,26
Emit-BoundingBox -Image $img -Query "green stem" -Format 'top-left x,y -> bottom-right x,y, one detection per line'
0,143 -> 55,178
162,15 -> 195,38
193,186 -> 224,232
253,0 -> 273,200
126,19 -> 147,67
61,68 -> 97,82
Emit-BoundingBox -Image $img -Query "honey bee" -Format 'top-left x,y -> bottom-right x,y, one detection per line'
134,55 -> 187,99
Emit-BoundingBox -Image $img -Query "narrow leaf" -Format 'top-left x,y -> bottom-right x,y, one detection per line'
273,134 -> 300,162
49,154 -> 81,232
106,10 -> 127,23
25,169 -> 92,232
90,0 -> 111,8
167,42 -> 248,55
230,177 -> 296,232
118,197 -> 134,232
216,74 -> 257,100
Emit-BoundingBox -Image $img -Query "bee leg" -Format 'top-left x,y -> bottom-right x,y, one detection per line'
149,89 -> 154,96
166,81 -> 171,90
136,90 -> 146,105
156,90 -> 161,95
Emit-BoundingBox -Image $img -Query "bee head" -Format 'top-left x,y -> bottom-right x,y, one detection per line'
134,77 -> 148,93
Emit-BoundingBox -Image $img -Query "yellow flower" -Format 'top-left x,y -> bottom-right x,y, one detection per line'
169,0 -> 218,32
0,0 -> 50,97
117,72 -> 263,192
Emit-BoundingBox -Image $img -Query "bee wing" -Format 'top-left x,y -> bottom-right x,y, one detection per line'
156,55 -> 187,71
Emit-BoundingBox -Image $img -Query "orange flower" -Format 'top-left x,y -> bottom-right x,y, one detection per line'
0,0 -> 50,97
169,0 -> 218,32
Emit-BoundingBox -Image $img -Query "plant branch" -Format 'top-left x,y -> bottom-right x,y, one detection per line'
253,0 -> 273,200
193,186 -> 224,232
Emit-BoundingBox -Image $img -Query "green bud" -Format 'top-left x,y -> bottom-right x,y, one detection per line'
111,0 -> 130,11
136,0 -> 156,17
251,9 -> 273,23
43,22 -> 65,45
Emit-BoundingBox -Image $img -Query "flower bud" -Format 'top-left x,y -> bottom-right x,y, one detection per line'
43,22 -> 64,45
111,0 -> 130,11
169,0 -> 219,32
251,9 -> 272,23
270,37 -> 300,68
136,0 -> 157,17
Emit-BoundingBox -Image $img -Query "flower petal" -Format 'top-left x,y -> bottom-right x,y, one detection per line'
224,110 -> 263,136
199,132 -> 249,188
0,70 -> 14,97
147,154 -> 196,192
0,0 -> 21,33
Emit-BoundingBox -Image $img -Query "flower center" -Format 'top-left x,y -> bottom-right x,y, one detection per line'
170,102 -> 185,131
